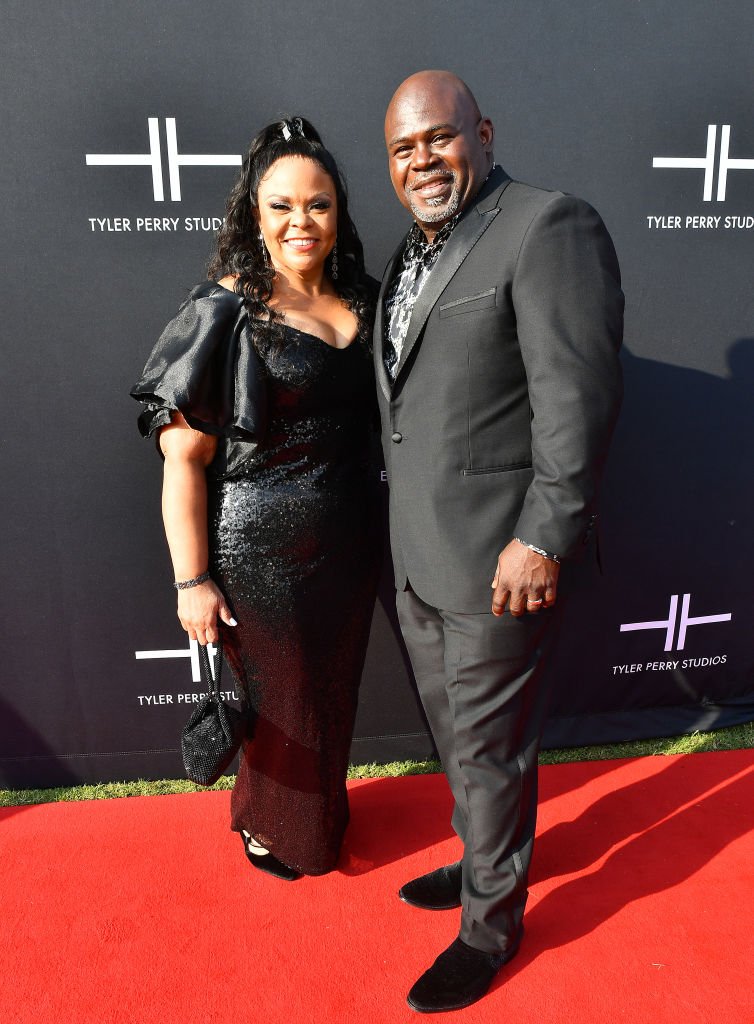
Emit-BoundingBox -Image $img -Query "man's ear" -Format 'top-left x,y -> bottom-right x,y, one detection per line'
479,117 -> 494,154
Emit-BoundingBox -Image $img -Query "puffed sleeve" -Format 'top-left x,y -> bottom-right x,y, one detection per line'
130,281 -> 268,477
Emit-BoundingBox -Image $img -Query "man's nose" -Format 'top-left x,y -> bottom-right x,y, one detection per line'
411,141 -> 438,169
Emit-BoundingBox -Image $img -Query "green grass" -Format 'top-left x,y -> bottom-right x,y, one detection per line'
1,721 -> 751,808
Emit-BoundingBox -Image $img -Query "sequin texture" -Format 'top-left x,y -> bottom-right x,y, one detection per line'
208,324 -> 381,875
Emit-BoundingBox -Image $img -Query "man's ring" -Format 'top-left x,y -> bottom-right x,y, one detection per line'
527,597 -> 543,606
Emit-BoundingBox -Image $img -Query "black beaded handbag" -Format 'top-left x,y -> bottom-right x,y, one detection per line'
181,636 -> 246,786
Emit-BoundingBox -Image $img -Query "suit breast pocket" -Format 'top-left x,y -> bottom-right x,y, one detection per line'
438,287 -> 497,318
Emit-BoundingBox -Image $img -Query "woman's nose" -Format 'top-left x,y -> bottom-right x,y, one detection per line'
290,206 -> 313,227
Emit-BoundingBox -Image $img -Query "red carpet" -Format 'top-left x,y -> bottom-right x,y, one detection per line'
2,750 -> 753,1023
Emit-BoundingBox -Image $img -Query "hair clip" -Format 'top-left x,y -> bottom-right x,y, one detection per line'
280,118 -> 304,142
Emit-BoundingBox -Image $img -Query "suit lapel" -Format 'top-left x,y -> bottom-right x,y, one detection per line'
391,169 -> 512,384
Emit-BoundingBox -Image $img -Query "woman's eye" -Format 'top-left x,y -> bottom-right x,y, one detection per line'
270,203 -> 290,211
311,202 -> 331,211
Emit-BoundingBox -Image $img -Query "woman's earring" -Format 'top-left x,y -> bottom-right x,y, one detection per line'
330,243 -> 338,280
259,230 -> 269,267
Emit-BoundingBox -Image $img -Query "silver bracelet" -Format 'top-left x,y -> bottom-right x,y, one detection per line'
174,570 -> 211,590
513,538 -> 561,564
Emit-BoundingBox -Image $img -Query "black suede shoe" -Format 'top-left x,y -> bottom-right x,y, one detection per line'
407,934 -> 521,1013
398,862 -> 462,910
240,832 -> 301,882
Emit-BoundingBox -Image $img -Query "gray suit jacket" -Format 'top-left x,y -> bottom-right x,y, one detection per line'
374,166 -> 624,612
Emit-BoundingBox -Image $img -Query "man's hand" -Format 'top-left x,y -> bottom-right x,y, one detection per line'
491,540 -> 560,617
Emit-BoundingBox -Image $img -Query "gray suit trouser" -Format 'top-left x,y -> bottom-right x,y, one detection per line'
396,586 -> 563,955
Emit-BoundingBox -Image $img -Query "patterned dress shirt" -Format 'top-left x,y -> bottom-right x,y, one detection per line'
383,214 -> 461,381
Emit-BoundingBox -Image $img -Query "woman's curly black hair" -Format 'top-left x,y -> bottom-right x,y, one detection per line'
208,116 -> 374,352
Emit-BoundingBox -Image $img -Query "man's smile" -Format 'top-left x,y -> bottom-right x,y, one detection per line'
410,173 -> 454,198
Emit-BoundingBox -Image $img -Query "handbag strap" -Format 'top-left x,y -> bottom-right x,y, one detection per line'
197,636 -> 224,699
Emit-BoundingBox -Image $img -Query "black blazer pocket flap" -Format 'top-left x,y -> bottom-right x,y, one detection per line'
438,287 -> 497,318
462,460 -> 533,476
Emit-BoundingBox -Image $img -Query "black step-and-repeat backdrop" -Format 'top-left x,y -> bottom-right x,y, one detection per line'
2,2 -> 752,787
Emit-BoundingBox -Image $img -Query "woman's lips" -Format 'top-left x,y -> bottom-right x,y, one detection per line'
283,238 -> 319,252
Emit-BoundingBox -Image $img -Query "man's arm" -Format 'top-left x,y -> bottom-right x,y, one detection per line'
491,193 -> 624,615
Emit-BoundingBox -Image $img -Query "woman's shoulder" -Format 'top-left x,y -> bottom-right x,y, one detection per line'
163,277 -> 246,337
186,276 -> 244,307
131,274 -> 264,446
141,277 -> 247,374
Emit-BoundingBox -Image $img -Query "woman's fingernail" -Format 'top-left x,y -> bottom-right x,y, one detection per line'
229,618 -> 238,626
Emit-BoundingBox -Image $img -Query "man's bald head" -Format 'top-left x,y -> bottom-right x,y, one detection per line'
384,71 -> 494,239
385,71 -> 482,135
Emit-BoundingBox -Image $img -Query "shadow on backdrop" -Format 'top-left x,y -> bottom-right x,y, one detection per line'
544,341 -> 754,746
0,696 -> 80,814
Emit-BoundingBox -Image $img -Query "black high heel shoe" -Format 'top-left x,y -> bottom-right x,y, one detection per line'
240,831 -> 301,882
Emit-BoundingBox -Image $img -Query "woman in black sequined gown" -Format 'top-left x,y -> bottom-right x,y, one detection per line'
131,119 -> 380,877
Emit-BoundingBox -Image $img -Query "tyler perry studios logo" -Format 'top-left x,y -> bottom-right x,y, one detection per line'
133,638 -> 238,708
613,593 -> 732,676
648,123 -> 754,232
85,117 -> 241,234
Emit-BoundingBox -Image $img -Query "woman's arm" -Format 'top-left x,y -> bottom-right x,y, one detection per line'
159,413 -> 236,645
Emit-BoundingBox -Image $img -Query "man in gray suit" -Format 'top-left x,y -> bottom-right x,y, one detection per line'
376,71 -> 624,1012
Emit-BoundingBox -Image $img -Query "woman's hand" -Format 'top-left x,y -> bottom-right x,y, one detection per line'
177,578 -> 237,646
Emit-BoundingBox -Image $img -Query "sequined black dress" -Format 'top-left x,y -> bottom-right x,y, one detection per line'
132,281 -> 381,874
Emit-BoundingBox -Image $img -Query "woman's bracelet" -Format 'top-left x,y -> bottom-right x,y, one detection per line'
174,571 -> 211,590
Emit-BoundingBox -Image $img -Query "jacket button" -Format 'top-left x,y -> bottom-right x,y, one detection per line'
391,431 -> 403,443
